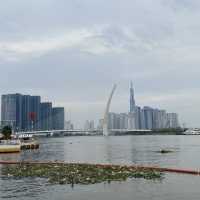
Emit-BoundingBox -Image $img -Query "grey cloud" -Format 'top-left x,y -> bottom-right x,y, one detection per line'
0,0 -> 200,127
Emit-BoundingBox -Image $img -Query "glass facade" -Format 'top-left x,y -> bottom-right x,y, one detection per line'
22,95 -> 41,131
1,94 -> 64,131
52,107 -> 65,130
40,102 -> 52,130
1,94 -> 22,131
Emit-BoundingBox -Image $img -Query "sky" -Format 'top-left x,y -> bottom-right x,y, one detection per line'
0,0 -> 200,128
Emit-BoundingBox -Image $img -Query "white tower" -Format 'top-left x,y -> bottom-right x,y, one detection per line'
103,84 -> 117,136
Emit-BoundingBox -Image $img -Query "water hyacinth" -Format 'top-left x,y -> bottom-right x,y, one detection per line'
1,163 -> 163,185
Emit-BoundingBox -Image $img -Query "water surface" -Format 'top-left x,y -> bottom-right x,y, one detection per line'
0,135 -> 200,200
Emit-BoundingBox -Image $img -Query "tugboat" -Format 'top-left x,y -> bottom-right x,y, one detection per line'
18,134 -> 39,150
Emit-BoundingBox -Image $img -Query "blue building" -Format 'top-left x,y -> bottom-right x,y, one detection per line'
140,107 -> 153,130
40,102 -> 52,130
1,93 -> 65,131
22,95 -> 41,131
1,94 -> 23,131
52,107 -> 65,130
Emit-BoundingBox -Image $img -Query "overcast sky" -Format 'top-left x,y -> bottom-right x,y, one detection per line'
0,0 -> 200,128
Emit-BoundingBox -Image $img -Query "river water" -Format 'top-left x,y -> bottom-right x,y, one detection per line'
0,135 -> 200,199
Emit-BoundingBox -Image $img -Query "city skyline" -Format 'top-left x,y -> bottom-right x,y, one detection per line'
1,1 -> 200,200
97,82 -> 179,131
1,0 -> 200,127
0,83 -> 180,130
0,82 -> 186,130
1,93 -> 65,131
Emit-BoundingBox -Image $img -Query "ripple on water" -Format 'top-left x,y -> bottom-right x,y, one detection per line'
0,176 -> 48,199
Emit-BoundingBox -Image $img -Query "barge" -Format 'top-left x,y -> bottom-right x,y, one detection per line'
0,140 -> 21,153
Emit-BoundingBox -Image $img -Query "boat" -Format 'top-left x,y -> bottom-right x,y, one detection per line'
184,128 -> 200,135
0,140 -> 21,153
17,134 -> 39,150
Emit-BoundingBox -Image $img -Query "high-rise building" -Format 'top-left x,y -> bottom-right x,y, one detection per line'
142,107 -> 154,130
1,94 -> 42,131
22,95 -> 41,131
30,96 -> 41,130
107,112 -> 120,129
84,120 -> 95,131
128,112 -> 135,129
167,113 -> 179,128
119,113 -> 129,129
108,113 -> 115,129
97,119 -> 104,130
140,108 -> 146,129
152,109 -> 160,129
65,120 -> 74,130
40,102 -> 52,130
99,83 -> 180,131
159,110 -> 167,129
1,93 -> 65,131
107,112 -> 127,129
1,94 -> 23,131
130,81 -> 136,113
52,107 -> 65,130
21,95 -> 30,131
134,106 -> 141,129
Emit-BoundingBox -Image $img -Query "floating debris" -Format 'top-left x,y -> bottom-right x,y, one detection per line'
1,163 -> 163,185
156,149 -> 174,154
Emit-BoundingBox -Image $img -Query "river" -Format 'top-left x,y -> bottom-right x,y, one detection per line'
0,135 -> 200,199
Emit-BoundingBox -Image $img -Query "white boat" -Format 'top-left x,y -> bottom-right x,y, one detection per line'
16,134 -> 39,150
184,128 -> 200,135
0,140 -> 21,153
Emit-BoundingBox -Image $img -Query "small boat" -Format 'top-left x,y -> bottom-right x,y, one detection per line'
184,128 -> 200,135
0,140 -> 21,153
17,134 -> 39,150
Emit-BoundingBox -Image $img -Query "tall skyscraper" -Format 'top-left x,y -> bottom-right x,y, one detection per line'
84,120 -> 95,131
128,112 -> 135,129
130,81 -> 136,113
1,93 -> 65,131
119,113 -> 129,129
167,113 -> 179,128
142,106 -> 154,130
97,119 -> 104,130
52,107 -> 65,130
40,102 -> 52,130
1,94 -> 42,131
134,106 -> 141,129
99,83 -> 180,131
22,95 -> 41,131
1,94 -> 23,131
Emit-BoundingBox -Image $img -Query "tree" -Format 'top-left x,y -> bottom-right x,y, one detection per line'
2,126 -> 12,140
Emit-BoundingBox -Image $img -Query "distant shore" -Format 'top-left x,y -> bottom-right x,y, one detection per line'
51,128 -> 186,137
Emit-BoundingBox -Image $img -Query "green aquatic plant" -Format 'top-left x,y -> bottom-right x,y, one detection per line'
2,163 -> 163,185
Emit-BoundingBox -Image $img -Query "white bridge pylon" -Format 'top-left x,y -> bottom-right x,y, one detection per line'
103,84 -> 117,136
